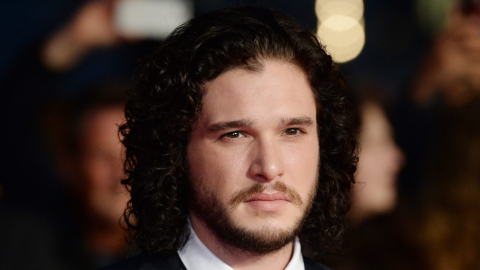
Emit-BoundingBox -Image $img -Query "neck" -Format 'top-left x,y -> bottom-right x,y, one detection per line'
190,214 -> 294,270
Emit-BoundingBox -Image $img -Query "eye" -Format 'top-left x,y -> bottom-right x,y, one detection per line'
283,128 -> 304,136
222,131 -> 245,139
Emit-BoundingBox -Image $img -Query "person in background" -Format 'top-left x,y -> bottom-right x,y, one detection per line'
336,4 -> 480,269
415,98 -> 480,270
0,82 -> 130,270
395,2 -> 480,199
0,0 -> 149,214
314,86 -> 410,269
396,6 -> 480,268
46,82 -> 129,269
342,95 -> 480,270
411,3 -> 480,109
348,88 -> 405,225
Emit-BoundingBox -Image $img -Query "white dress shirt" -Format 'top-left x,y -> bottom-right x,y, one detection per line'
178,226 -> 305,270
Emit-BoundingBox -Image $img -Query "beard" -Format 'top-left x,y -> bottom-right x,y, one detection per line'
188,178 -> 318,254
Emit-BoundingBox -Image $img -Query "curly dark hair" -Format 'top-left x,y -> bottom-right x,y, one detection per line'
120,7 -> 358,258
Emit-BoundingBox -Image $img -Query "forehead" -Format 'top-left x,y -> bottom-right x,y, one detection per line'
199,60 -> 316,125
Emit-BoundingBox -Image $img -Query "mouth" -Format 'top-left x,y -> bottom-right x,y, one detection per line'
244,192 -> 290,212
244,192 -> 290,202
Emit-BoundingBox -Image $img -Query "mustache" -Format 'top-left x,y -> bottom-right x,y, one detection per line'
229,182 -> 302,208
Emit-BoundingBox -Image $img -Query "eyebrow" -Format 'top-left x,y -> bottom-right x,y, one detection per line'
207,117 -> 315,132
207,119 -> 255,131
279,117 -> 315,127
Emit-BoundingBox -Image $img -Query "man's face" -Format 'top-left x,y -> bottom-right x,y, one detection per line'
187,60 -> 319,252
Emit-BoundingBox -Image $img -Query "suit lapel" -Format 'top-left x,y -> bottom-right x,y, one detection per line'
303,255 -> 332,270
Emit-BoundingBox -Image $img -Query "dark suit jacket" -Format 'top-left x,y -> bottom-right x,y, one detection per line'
100,253 -> 333,270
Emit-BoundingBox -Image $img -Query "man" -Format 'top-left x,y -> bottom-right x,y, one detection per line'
57,84 -> 130,267
48,83 -> 130,269
105,7 -> 358,270
0,83 -> 129,270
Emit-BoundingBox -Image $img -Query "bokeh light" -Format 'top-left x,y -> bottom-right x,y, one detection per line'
115,0 -> 193,39
416,0 -> 455,35
316,0 -> 364,22
316,0 -> 365,63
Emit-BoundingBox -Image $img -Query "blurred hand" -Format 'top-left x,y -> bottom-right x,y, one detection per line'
68,0 -> 121,48
41,0 -> 133,71
413,7 -> 480,107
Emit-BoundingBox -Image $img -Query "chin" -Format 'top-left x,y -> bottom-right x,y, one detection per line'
370,194 -> 397,214
233,205 -> 303,232
222,221 -> 299,253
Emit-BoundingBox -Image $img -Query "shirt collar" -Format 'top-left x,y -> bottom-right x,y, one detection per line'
178,226 -> 304,270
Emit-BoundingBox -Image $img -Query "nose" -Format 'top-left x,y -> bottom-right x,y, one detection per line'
248,137 -> 285,182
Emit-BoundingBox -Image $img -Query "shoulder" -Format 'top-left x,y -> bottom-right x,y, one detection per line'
303,255 -> 334,270
99,253 -> 186,270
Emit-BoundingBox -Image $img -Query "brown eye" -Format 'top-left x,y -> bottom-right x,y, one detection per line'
227,132 -> 239,138
223,131 -> 244,139
284,128 -> 303,136
286,128 -> 298,135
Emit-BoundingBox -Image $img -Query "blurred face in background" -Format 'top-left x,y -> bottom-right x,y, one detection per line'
351,102 -> 404,223
74,105 -> 128,226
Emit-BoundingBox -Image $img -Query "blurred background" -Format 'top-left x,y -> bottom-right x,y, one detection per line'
1,0 -> 479,269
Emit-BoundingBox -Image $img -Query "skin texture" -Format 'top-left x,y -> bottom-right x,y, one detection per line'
350,102 -> 404,224
187,60 -> 320,270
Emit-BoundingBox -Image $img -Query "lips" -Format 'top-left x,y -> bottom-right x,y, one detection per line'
244,192 -> 290,202
244,192 -> 290,212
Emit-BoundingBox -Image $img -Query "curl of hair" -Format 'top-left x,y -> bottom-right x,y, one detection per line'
120,7 -> 358,257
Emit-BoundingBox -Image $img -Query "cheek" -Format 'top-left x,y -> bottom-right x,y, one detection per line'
188,143 -> 250,200
357,147 -> 389,184
83,157 -> 119,189
283,138 -> 319,196
81,158 -> 106,192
